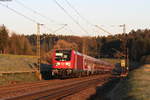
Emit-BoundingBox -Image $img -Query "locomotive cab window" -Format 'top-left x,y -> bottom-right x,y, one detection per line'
55,50 -> 72,61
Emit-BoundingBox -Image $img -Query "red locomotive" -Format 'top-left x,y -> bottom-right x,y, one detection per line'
52,49 -> 114,77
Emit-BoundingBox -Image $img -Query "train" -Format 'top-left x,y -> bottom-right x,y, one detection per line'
51,49 -> 114,78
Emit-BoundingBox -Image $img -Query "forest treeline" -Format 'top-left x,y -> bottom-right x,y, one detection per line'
0,24 -> 150,63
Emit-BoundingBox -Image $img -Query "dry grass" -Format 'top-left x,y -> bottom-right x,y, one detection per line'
0,54 -> 39,85
107,64 -> 150,100
0,54 -> 37,71
0,73 -> 39,86
101,58 -> 120,65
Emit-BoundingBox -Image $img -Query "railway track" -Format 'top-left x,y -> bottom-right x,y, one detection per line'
0,74 -> 111,100
0,77 -> 94,98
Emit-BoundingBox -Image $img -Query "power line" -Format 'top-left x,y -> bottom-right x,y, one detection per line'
64,0 -> 93,26
54,0 -> 113,36
64,0 -> 96,36
15,0 -> 64,25
95,25 -> 113,35
52,24 -> 67,33
0,1 -> 68,35
41,24 -> 68,40
63,0 -> 115,36
53,0 -> 88,33
0,2 -> 38,23
67,25 -> 79,35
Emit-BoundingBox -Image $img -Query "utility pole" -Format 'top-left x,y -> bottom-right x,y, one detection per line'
119,24 -> 126,34
36,23 -> 43,75
119,24 -> 129,75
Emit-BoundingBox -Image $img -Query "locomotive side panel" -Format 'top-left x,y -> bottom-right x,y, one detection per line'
76,54 -> 83,70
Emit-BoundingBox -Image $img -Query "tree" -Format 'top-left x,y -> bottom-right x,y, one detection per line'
9,33 -> 33,55
0,25 -> 9,54
22,35 -> 33,55
53,40 -> 78,50
8,33 -> 18,54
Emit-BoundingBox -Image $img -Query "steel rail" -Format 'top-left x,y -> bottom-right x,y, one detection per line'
0,75 -> 101,94
5,75 -> 110,100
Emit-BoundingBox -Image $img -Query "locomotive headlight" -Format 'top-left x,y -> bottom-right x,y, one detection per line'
56,62 -> 60,66
66,62 -> 71,66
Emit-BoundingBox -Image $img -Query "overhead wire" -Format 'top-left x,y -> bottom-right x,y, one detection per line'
41,24 -> 68,40
53,0 -> 89,34
63,0 -> 94,36
52,24 -> 67,33
64,0 -> 93,26
0,2 -> 38,23
63,0 -> 114,36
1,0 -> 114,36
0,2 -> 67,38
15,0 -> 64,25
94,25 -> 113,35
15,0 -> 87,36
67,25 -> 79,35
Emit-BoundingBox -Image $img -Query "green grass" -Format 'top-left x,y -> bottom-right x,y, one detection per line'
108,64 -> 150,100
0,54 -> 37,71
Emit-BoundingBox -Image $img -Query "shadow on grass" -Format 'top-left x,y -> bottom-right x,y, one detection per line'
122,96 -> 136,100
87,78 -> 120,100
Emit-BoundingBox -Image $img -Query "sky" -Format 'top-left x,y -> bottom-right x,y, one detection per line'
0,0 -> 150,36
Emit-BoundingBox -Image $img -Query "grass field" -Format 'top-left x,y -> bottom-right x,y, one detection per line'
0,73 -> 39,85
0,54 -> 37,71
0,54 -> 39,85
101,58 -> 120,65
107,64 -> 150,100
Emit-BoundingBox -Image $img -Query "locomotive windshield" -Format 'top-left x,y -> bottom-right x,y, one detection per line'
55,50 -> 72,61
